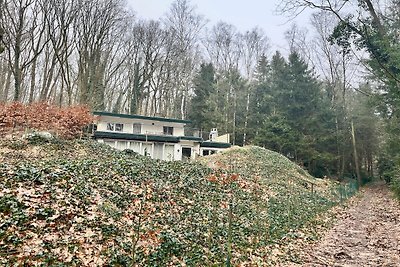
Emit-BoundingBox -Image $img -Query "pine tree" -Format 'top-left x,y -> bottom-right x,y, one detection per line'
188,63 -> 219,132
253,51 -> 337,177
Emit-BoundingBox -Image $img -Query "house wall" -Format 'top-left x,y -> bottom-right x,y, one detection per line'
94,114 -> 226,161
179,140 -> 201,160
215,134 -> 230,143
99,139 -> 202,161
98,139 -> 184,161
96,115 -> 185,136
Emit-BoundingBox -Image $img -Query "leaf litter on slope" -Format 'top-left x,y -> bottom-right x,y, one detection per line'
0,140 -> 355,266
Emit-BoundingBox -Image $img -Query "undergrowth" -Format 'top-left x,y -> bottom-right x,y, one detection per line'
0,140 -> 356,266
390,171 -> 400,200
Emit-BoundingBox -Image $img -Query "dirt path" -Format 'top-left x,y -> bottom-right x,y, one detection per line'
286,182 -> 400,267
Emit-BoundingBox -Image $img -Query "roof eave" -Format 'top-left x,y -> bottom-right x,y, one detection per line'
93,111 -> 191,124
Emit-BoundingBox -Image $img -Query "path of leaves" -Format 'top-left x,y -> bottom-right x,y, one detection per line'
285,182 -> 400,267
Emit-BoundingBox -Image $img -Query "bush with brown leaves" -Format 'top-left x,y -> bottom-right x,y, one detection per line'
0,102 -> 93,139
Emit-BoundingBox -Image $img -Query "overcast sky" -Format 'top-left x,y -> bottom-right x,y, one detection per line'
126,0 -> 313,52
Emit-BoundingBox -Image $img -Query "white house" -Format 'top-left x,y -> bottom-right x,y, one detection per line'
93,111 -> 231,161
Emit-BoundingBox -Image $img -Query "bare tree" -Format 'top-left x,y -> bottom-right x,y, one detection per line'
74,0 -> 127,110
204,22 -> 243,73
0,0 -> 5,54
278,0 -> 399,84
111,20 -> 169,115
163,0 -> 205,119
1,0 -> 48,101
39,0 -> 78,105
284,23 -> 313,64
241,27 -> 270,79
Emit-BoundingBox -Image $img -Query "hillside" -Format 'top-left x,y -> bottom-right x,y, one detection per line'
0,139 -> 356,266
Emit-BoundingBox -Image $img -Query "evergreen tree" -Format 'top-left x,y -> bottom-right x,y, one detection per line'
268,51 -> 287,114
249,52 -> 285,133
283,52 -> 336,176
248,55 -> 271,141
188,63 -> 219,132
253,51 -> 337,177
251,55 -> 272,116
254,114 -> 298,155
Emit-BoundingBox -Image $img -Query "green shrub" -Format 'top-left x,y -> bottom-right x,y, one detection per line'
390,171 -> 400,200
377,154 -> 397,183
2,139 -> 27,150
360,171 -> 373,185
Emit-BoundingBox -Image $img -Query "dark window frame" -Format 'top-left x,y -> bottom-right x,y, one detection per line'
163,126 -> 174,135
107,123 -> 124,132
133,123 -> 142,134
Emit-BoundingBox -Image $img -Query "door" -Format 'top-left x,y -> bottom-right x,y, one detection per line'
182,147 -> 192,161
153,143 -> 164,160
164,144 -> 175,161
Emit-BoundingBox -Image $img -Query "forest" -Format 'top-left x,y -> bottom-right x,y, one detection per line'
0,0 -> 400,189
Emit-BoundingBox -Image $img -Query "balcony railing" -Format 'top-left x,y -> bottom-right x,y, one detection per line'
184,127 -> 221,140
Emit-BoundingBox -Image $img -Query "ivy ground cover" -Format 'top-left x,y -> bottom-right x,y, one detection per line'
0,140 -> 356,266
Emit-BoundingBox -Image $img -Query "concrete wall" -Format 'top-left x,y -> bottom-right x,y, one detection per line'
95,115 -> 211,161
98,139 -> 185,161
215,134 -> 230,143
96,115 -> 185,136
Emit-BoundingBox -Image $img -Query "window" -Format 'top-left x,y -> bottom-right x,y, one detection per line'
133,123 -> 141,134
182,147 -> 192,160
115,123 -> 123,132
202,150 -> 210,156
107,123 -> 124,132
163,126 -> 173,135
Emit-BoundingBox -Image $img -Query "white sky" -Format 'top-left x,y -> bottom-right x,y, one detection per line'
126,0 -> 314,53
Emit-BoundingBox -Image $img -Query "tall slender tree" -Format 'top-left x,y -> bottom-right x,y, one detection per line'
188,63 -> 219,133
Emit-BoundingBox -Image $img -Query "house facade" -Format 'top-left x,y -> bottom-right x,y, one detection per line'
93,111 -> 231,161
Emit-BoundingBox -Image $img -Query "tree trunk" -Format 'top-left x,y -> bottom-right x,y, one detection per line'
243,90 -> 250,145
1,66 -> 12,101
40,55 -> 56,101
232,90 -> 237,145
225,86 -> 230,133
12,3 -> 25,102
28,57 -> 37,103
351,120 -> 362,187
335,116 -> 343,179
180,90 -> 186,119
13,40 -> 22,101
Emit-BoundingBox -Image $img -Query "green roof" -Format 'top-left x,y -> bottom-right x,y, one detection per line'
180,136 -> 203,142
94,131 -> 231,148
94,131 -> 180,143
93,111 -> 191,124
200,141 -> 232,149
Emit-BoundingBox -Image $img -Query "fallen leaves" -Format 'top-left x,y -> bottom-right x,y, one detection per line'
0,140 -> 355,266
293,183 -> 400,267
